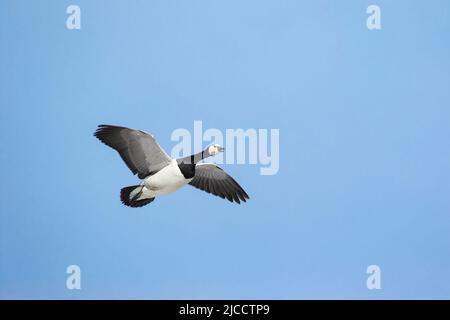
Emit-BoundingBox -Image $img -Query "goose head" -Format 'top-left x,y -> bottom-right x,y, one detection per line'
208,144 -> 224,156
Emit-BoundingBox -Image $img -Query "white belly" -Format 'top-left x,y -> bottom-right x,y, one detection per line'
142,159 -> 191,197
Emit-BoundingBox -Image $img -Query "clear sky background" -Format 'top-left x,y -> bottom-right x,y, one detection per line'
1,0 -> 450,299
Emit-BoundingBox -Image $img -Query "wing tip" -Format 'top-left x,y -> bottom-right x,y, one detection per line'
93,124 -> 125,142
93,124 -> 111,138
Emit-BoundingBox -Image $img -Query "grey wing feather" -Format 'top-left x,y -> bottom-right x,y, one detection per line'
94,124 -> 172,178
189,163 -> 249,204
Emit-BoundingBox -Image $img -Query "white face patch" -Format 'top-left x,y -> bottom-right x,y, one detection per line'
208,144 -> 222,156
208,145 -> 217,156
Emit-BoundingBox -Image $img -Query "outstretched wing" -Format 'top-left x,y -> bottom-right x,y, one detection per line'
189,163 -> 249,204
94,124 -> 172,178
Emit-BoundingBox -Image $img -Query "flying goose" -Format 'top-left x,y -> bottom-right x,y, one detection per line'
94,124 -> 249,207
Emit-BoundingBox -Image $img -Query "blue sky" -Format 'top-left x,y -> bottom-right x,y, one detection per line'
1,0 -> 450,299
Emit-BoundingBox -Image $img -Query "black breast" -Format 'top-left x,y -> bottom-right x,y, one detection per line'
178,162 -> 196,179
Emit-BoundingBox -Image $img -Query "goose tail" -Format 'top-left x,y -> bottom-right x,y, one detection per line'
120,185 -> 155,208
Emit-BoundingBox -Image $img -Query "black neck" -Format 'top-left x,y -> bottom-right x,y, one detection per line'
177,149 -> 210,179
179,149 -> 210,165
